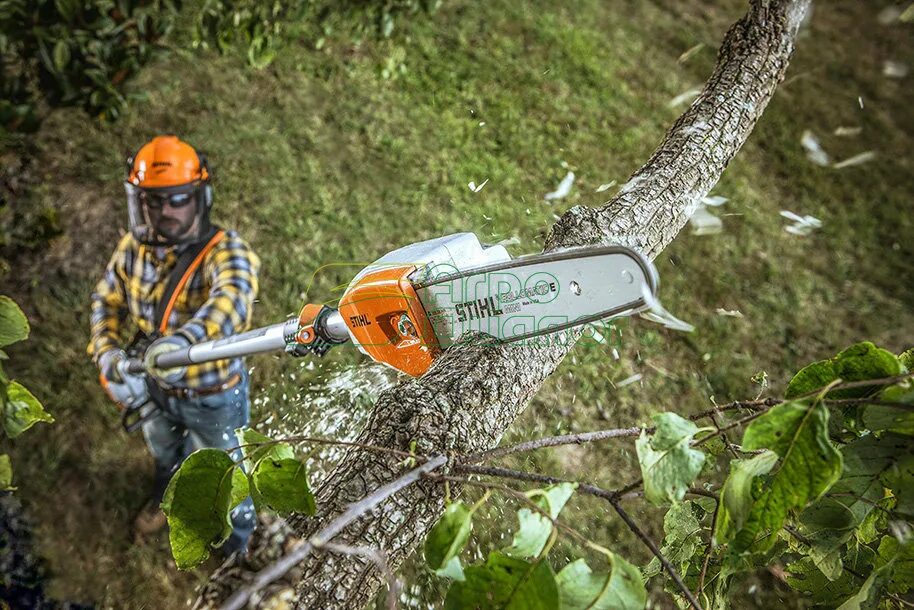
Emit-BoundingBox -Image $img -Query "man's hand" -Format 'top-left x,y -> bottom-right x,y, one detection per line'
144,335 -> 190,385
103,360 -> 150,410
98,348 -> 127,384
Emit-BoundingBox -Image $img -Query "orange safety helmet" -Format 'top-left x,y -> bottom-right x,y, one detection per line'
124,135 -> 215,246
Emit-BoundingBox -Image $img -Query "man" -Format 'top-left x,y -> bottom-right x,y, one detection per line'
88,135 -> 260,555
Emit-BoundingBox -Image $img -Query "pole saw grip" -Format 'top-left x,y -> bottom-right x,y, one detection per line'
125,359 -> 145,375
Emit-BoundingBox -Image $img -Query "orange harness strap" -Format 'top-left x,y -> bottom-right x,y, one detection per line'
158,229 -> 226,334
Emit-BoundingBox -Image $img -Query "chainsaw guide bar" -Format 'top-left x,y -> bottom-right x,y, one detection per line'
414,245 -> 659,349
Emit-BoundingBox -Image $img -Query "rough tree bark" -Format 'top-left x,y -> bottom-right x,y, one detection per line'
268,1 -> 812,608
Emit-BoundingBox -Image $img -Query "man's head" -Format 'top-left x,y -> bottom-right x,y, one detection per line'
125,135 -> 213,246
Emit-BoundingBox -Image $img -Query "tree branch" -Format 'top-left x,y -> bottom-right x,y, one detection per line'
449,463 -> 709,610
200,2 -> 814,607
217,456 -> 445,610
462,426 -> 643,464
608,497 -> 704,610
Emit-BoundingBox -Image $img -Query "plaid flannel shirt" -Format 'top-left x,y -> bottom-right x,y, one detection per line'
88,230 -> 260,390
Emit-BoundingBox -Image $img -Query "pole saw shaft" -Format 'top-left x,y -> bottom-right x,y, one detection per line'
126,308 -> 350,374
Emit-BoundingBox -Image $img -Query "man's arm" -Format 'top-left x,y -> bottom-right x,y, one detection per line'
88,234 -> 131,364
173,233 -> 261,344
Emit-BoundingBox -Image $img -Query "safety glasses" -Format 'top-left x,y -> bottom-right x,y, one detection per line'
137,189 -> 197,209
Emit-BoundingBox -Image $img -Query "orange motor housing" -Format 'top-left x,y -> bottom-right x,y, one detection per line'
337,265 -> 441,377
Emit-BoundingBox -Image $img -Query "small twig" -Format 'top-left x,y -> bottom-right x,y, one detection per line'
802,372 -> 914,396
318,542 -> 399,610
608,497 -> 704,610
463,426 -> 643,464
219,456 -> 447,610
688,399 -> 777,421
694,410 -> 768,447
825,398 -> 914,412
453,464 -> 702,610
430,473 -> 596,550
455,464 -> 632,503
709,401 -> 740,460
230,435 -> 415,460
695,497 -> 720,599
825,492 -> 899,516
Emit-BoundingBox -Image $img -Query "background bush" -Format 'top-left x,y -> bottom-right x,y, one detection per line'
0,0 -> 182,134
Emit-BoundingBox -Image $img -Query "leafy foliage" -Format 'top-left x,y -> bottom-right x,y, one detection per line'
444,552 -> 559,610
424,501 -> 474,573
556,554 -> 646,610
785,341 -> 902,399
425,482 -> 647,609
0,296 -> 29,347
636,412 -> 707,505
194,0 -> 443,70
161,448 -> 247,568
0,0 -> 182,132
728,399 -> 843,553
640,341 -> 914,609
506,483 -> 576,559
0,453 -> 13,490
163,428 -> 315,567
194,0 -> 311,69
3,381 -> 54,438
414,341 -> 914,609
0,295 -> 51,489
251,457 -> 315,514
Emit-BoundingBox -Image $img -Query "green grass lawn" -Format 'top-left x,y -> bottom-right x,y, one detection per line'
2,0 -> 913,607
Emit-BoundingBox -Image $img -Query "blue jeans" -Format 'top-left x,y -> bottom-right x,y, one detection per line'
140,371 -> 255,555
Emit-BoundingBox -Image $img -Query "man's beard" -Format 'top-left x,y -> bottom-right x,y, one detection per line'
156,216 -> 191,239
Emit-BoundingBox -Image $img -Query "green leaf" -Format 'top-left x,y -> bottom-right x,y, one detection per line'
251,457 -> 315,515
556,555 -> 646,610
636,413 -> 706,505
444,552 -> 558,610
161,449 -> 246,569
880,449 -> 914,517
644,500 -> 704,580
238,427 -> 293,470
425,501 -> 474,572
785,342 -> 902,399
506,483 -> 576,559
0,454 -> 13,490
863,380 -> 914,436
437,556 -> 465,581
898,348 -> 914,371
730,400 -> 843,553
786,549 -> 875,606
802,433 -> 910,537
715,451 -> 778,545
52,40 -> 70,72
875,536 -> 914,594
835,563 -> 891,610
3,381 -> 53,438
0,296 -> 29,347
795,434 -> 910,580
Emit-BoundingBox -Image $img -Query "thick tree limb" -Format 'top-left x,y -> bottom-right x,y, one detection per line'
206,2 -> 812,608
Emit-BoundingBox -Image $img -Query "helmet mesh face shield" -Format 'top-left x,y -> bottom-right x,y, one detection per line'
124,135 -> 214,247
125,181 -> 211,246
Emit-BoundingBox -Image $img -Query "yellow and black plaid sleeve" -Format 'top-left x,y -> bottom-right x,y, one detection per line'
87,233 -> 132,364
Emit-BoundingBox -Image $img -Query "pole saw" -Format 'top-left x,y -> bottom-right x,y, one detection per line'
126,232 -> 661,379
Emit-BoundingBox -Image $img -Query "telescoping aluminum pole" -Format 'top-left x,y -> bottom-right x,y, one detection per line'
126,309 -> 350,374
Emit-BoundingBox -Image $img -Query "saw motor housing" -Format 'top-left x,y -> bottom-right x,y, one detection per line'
335,233 -> 510,377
